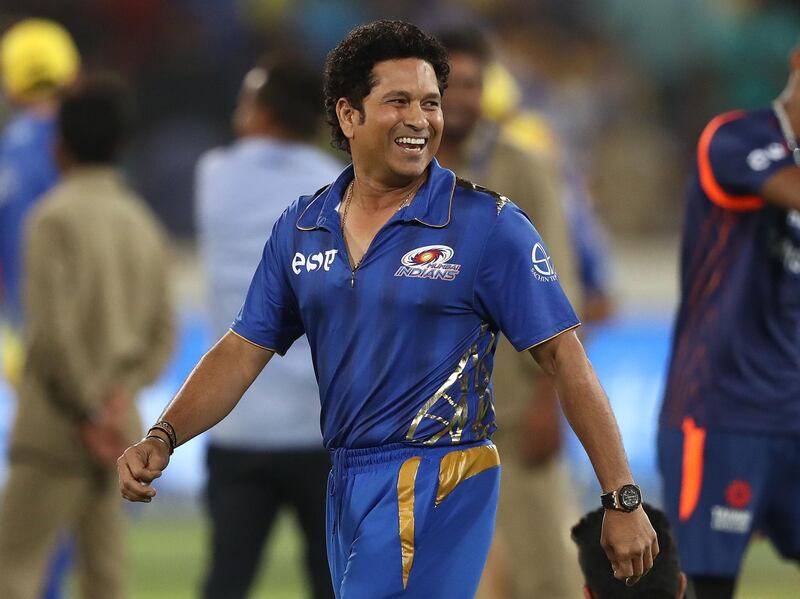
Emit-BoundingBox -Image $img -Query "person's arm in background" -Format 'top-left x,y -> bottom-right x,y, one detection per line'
24,212 -> 106,418
760,167 -> 800,208
703,110 -> 800,210
511,148 -> 580,466
81,227 -> 177,467
530,330 -> 658,581
117,330 -> 273,501
519,376 -> 561,466
561,166 -> 615,324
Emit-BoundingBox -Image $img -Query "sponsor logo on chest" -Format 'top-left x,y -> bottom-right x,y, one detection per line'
292,249 -> 337,274
394,245 -> 461,281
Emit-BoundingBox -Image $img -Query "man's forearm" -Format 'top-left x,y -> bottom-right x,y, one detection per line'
153,330 -> 273,447
532,332 -> 633,491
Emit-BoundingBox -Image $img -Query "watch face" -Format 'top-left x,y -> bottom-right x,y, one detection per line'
620,485 -> 641,509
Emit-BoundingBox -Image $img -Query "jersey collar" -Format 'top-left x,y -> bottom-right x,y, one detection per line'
296,159 -> 456,231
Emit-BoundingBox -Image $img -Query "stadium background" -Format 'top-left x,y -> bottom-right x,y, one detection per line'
1,0 -> 799,597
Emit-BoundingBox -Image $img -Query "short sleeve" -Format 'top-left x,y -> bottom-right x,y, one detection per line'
473,203 -> 580,351
699,111 -> 795,211
230,216 -> 303,355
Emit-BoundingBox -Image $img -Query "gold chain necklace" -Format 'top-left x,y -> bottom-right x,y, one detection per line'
340,180 -> 417,271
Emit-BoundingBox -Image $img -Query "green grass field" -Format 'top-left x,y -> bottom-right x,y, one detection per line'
125,505 -> 800,599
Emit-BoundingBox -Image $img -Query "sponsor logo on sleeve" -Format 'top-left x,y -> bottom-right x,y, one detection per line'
395,245 -> 461,281
531,242 -> 558,282
747,142 -> 787,171
292,249 -> 337,274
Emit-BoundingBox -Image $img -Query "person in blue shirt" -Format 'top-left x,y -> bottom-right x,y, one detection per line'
195,54 -> 340,599
119,20 -> 657,598
659,43 -> 800,599
0,18 -> 80,599
0,18 -> 79,382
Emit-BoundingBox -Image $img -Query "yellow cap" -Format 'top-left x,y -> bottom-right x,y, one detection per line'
1,18 -> 80,102
481,62 -> 521,122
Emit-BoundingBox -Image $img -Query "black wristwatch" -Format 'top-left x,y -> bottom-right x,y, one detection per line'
601,484 -> 642,512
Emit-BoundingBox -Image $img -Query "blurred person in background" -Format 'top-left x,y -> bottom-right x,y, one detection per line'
659,41 -> 800,599
478,60 -> 615,324
0,18 -> 81,599
572,504 -> 688,599
118,20 -> 657,598
0,74 -> 174,599
0,17 -> 79,404
194,54 -> 340,599
435,26 -> 584,599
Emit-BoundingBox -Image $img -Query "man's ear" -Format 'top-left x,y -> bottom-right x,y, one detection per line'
677,572 -> 687,598
336,97 -> 360,143
582,583 -> 595,599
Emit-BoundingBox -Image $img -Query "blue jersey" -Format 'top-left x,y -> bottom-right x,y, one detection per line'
0,111 -> 58,325
233,159 -> 579,449
661,107 -> 800,434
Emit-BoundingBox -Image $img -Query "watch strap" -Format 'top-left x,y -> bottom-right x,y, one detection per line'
601,490 -> 618,510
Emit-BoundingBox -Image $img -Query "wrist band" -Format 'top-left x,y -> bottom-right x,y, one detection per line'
149,420 -> 177,451
145,434 -> 173,455
148,425 -> 175,453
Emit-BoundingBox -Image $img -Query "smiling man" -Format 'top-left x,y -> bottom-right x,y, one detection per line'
117,20 -> 657,598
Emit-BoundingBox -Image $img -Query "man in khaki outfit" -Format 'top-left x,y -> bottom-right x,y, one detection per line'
0,75 -> 174,599
437,28 -> 585,599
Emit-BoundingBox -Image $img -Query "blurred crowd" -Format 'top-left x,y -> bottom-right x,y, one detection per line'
1,0 -> 797,238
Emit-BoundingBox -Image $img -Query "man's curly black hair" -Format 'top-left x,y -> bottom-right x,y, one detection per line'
323,19 -> 450,153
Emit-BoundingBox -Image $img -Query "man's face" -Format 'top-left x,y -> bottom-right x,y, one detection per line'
345,58 -> 443,184
441,51 -> 484,143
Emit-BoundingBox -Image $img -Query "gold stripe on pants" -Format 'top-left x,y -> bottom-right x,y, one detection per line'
396,444 -> 500,590
436,444 -> 500,506
397,456 -> 422,590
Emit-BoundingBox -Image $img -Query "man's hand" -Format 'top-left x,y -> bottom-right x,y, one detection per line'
520,377 -> 561,467
117,437 -> 170,502
79,389 -> 129,467
115,332 -> 275,503
600,508 -> 659,584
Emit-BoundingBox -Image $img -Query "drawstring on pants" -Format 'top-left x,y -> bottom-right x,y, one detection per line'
330,447 -> 346,537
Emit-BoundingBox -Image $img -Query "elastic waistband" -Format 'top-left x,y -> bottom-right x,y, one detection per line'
329,439 -> 493,471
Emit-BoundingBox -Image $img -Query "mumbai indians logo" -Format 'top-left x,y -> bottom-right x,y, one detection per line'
531,242 -> 558,282
395,245 -> 461,281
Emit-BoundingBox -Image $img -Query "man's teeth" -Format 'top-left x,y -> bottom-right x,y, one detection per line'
396,137 -> 426,145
